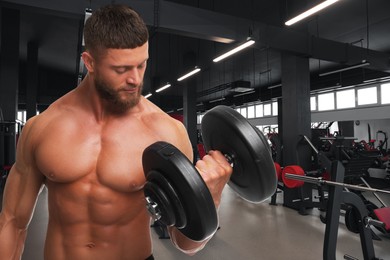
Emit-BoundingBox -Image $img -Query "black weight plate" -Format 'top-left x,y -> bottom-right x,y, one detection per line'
146,170 -> 187,228
201,105 -> 277,203
345,207 -> 360,234
144,181 -> 176,226
143,141 -> 218,241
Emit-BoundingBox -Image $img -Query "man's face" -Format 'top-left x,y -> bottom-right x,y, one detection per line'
92,43 -> 149,114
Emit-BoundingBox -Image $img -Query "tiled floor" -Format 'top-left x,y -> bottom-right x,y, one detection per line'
1,182 -> 390,260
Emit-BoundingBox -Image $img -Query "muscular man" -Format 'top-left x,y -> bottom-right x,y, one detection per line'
0,4 -> 232,260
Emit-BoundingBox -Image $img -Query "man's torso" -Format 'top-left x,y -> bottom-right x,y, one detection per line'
29,93 -> 184,259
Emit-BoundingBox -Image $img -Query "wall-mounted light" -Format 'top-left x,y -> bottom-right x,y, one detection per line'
156,83 -> 171,93
319,61 -> 370,77
177,67 -> 201,81
285,0 -> 340,26
213,38 -> 255,63
144,93 -> 152,99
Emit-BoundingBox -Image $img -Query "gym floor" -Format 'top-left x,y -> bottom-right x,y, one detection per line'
1,183 -> 388,260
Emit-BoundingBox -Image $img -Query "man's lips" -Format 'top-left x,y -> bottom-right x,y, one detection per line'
122,87 -> 137,93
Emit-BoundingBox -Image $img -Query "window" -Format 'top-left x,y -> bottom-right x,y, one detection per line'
17,110 -> 26,123
197,114 -> 204,124
264,103 -> 272,116
247,105 -> 255,118
318,92 -> 335,111
240,107 -> 247,118
336,89 -> 355,109
255,104 -> 263,117
381,83 -> 390,104
357,87 -> 377,105
310,96 -> 317,111
272,102 -> 278,116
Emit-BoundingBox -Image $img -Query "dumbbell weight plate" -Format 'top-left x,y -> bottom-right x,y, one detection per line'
143,141 -> 218,241
201,105 -> 277,203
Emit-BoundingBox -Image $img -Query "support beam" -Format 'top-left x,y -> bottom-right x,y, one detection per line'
0,7 -> 20,166
182,52 -> 198,162
26,41 -> 39,119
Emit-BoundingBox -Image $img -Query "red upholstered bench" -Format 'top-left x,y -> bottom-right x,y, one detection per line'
373,207 -> 390,231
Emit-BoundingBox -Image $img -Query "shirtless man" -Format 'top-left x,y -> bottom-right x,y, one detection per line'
0,5 -> 232,260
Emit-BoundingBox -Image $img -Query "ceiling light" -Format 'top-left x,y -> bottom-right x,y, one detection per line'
363,76 -> 390,83
233,90 -> 255,98
285,0 -> 340,26
156,83 -> 171,93
230,87 -> 254,93
209,97 -> 225,103
319,61 -> 370,77
177,67 -> 201,81
144,93 -> 152,99
267,83 -> 282,89
213,38 -> 255,62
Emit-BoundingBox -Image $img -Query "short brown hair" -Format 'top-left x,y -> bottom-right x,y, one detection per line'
83,4 -> 149,57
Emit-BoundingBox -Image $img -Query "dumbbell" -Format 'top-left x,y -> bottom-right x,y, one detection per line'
142,105 -> 277,241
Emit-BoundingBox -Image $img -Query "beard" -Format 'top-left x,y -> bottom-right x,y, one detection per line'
94,75 -> 143,114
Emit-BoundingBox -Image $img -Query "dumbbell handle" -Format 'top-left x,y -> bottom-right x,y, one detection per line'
224,154 -> 235,167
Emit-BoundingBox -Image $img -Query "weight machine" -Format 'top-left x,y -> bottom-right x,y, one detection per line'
285,161 -> 389,260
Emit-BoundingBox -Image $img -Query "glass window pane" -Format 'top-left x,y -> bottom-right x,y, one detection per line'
381,83 -> 390,104
272,102 -> 278,116
240,107 -> 247,118
255,104 -> 263,118
247,105 -> 255,118
310,96 -> 316,111
357,87 -> 377,105
264,104 -> 271,116
336,89 -> 355,109
318,92 -> 335,111
236,108 -> 240,113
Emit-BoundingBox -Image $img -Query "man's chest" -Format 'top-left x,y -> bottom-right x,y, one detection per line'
35,123 -> 159,193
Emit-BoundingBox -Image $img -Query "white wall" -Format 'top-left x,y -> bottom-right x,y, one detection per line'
354,119 -> 390,146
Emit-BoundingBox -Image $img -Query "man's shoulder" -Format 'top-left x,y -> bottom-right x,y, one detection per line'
142,98 -> 182,128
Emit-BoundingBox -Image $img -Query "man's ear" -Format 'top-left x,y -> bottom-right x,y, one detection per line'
82,51 -> 95,73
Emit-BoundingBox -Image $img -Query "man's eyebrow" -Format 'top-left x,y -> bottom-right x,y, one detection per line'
111,59 -> 148,69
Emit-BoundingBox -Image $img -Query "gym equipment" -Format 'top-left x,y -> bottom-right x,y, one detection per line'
283,174 -> 390,196
286,161 -> 387,260
143,105 -> 277,241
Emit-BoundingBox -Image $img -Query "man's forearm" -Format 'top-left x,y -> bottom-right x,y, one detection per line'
0,216 -> 27,260
167,226 -> 214,255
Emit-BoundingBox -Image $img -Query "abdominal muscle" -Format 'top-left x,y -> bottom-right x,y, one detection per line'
43,178 -> 153,260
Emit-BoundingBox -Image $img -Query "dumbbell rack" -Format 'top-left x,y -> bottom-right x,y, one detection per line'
320,160 -> 381,260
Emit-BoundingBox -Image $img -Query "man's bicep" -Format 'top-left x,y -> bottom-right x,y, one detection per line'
2,163 -> 44,228
1,118 -> 44,228
173,121 -> 194,162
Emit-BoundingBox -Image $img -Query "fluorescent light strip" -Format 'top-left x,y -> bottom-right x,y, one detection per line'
233,90 -> 255,98
267,84 -> 282,90
363,76 -> 390,83
319,62 -> 370,77
285,0 -> 339,26
156,83 -> 171,93
209,97 -> 225,103
177,68 -> 201,81
144,93 -> 152,99
213,39 -> 255,63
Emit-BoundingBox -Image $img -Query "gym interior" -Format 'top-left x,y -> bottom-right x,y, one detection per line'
1,0 -> 390,259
